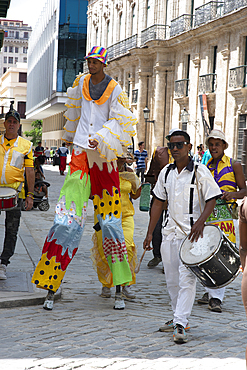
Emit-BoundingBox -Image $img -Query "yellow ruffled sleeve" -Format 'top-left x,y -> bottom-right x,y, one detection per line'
94,90 -> 137,162
62,74 -> 83,144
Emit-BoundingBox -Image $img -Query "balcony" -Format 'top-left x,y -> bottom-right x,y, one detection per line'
174,79 -> 189,97
170,14 -> 193,38
107,34 -> 137,62
141,24 -> 170,45
229,66 -> 247,89
223,0 -> 247,14
195,1 -> 224,27
198,73 -> 217,94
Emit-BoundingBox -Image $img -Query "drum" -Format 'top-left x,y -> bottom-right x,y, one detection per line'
0,187 -> 18,211
179,224 -> 240,289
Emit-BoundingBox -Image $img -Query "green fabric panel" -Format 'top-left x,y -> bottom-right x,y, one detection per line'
107,254 -> 132,286
59,168 -> 91,217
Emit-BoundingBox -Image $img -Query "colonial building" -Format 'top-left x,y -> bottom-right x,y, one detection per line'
0,19 -> 31,76
0,62 -> 33,136
86,0 -> 247,160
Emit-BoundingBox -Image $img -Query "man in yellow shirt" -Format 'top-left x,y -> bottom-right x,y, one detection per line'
0,108 -> 35,279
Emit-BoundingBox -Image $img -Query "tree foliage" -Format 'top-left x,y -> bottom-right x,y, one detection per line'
24,120 -> 42,146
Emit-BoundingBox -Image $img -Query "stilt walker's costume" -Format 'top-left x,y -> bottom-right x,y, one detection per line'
32,47 -> 137,293
91,170 -> 141,287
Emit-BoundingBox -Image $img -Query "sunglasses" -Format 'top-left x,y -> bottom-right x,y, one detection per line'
167,141 -> 188,150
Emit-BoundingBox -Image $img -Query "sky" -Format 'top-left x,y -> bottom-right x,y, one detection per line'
6,0 -> 47,28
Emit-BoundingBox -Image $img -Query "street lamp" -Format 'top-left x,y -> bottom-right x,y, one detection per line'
181,107 -> 190,132
143,106 -> 155,148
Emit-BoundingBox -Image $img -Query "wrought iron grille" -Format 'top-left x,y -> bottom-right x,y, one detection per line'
83,61 -> 89,74
198,73 -> 217,93
141,24 -> 169,45
107,34 -> 137,61
195,1 -> 224,27
170,14 -> 193,37
224,0 -> 247,14
132,89 -> 138,104
229,66 -> 247,88
174,79 -> 189,97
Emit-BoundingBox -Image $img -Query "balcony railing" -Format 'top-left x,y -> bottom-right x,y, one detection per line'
198,73 -> 217,93
170,14 -> 193,37
174,79 -> 189,97
229,66 -> 247,89
141,24 -> 170,45
132,89 -> 138,104
195,1 -> 224,27
107,34 -> 137,61
223,0 -> 247,14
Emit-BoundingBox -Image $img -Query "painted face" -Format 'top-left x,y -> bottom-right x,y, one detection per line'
208,138 -> 226,161
87,58 -> 104,76
4,116 -> 20,138
169,135 -> 191,161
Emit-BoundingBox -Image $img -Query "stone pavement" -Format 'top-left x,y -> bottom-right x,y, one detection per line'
0,164 -> 246,369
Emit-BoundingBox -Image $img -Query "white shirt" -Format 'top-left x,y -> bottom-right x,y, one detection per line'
153,159 -> 222,239
73,75 -> 122,150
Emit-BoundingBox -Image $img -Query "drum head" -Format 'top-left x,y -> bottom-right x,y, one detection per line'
0,187 -> 17,197
180,224 -> 222,265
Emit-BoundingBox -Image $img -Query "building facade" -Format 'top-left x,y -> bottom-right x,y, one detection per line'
26,0 -> 87,150
0,19 -> 31,76
86,0 -> 247,160
0,62 -> 32,136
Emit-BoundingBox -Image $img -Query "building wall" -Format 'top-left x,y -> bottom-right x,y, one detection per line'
0,19 -> 31,77
87,0 -> 247,159
0,63 -> 32,136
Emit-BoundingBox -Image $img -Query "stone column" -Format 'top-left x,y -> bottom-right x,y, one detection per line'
153,63 -> 168,147
136,71 -> 149,144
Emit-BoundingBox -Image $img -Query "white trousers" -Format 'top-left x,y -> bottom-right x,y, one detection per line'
161,235 -> 197,328
205,287 -> 225,302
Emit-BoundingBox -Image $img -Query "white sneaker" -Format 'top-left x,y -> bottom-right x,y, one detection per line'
43,290 -> 54,310
0,264 -> 7,280
122,285 -> 136,299
114,293 -> 125,310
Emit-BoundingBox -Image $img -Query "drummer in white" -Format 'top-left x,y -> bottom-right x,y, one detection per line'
0,106 -> 35,279
143,130 -> 222,344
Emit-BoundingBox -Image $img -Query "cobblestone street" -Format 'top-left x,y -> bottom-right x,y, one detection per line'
0,164 -> 246,369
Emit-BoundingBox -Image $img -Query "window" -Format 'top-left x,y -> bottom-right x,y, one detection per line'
3,22 -> 7,26
16,31 -> 19,39
23,47 -> 28,54
23,57 -> 27,63
8,57 -> 13,64
9,22 -> 14,27
132,4 -> 137,34
4,46 -> 7,52
106,21 -> 110,47
3,67 -> 6,74
4,31 -> 7,37
9,46 -> 13,53
18,102 -> 26,119
19,72 -> 27,82
3,57 -> 7,63
16,23 -> 20,27
147,0 -> 151,27
8,30 -> 14,37
15,57 -> 18,64
15,47 -> 18,53
237,115 -> 247,161
24,32 -> 29,39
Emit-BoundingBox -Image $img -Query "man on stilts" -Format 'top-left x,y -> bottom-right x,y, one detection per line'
31,46 -> 137,310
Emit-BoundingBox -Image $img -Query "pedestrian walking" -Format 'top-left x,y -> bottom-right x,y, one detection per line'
44,147 -> 50,164
197,129 -> 246,312
57,142 -> 69,175
134,141 -> 148,183
0,107 -> 35,279
239,197 -> 247,366
31,45 -> 137,310
143,129 -> 221,344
